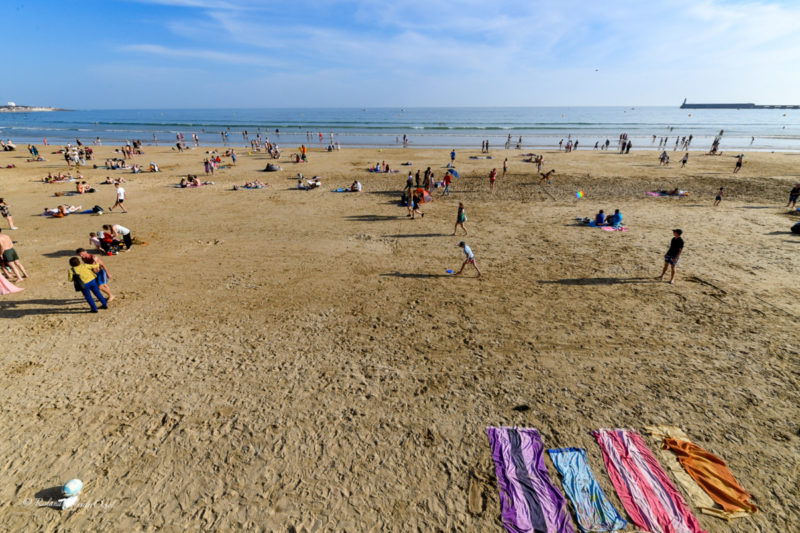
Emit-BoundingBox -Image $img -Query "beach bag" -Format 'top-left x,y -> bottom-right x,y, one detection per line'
72,268 -> 85,292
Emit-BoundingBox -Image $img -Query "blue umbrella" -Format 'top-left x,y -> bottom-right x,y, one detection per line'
447,168 -> 460,178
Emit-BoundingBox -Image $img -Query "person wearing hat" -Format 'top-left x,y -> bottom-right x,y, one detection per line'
455,241 -> 481,277
657,229 -> 684,284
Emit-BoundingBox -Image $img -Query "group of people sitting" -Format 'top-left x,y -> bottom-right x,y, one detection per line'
26,144 -> 45,161
523,154 -> 545,171
89,224 -> 133,255
179,175 -> 214,188
102,158 -> 132,170
369,161 -> 396,173
296,174 -> 321,190
75,181 -> 96,194
591,209 -> 623,227
43,172 -> 80,183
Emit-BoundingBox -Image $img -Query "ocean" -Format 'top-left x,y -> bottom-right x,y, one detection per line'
1,107 -> 798,151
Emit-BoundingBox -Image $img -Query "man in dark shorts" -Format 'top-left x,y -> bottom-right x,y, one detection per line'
0,228 -> 28,281
657,229 -> 684,284
714,187 -> 724,206
787,183 -> 800,208
733,154 -> 743,173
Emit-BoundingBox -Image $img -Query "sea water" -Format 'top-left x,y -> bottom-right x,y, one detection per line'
0,107 -> 798,151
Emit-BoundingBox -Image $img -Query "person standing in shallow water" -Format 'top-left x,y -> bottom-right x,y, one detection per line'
657,229 -> 684,284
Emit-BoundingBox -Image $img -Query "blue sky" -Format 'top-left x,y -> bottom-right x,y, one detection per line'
3,0 -> 800,108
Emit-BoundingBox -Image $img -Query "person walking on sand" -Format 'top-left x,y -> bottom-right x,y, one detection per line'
0,198 -> 18,230
714,187 -> 724,206
733,154 -> 743,173
657,229 -> 684,284
455,241 -> 481,277
786,183 -> 800,208
540,169 -> 556,184
109,183 -> 126,213
489,168 -> 497,193
502,158 -> 508,179
0,229 -> 27,281
681,153 -> 689,167
453,203 -> 467,235
450,149 -> 456,164
408,191 -> 424,219
77,248 -> 114,302
68,257 -> 108,313
442,171 -> 452,196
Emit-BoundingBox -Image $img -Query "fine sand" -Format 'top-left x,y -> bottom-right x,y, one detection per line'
0,143 -> 798,531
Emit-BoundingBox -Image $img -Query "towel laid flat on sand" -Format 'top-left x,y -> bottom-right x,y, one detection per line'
646,191 -> 689,197
647,426 -> 756,520
593,428 -> 705,533
487,427 -> 574,533
548,447 -> 627,532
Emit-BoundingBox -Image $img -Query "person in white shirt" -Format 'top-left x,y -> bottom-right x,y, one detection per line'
455,241 -> 481,277
109,183 -> 127,213
105,224 -> 132,250
350,181 -> 362,192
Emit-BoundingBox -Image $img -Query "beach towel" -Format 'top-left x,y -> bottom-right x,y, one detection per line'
0,275 -> 24,295
647,427 -> 755,519
646,191 -> 689,197
548,448 -> 627,532
487,427 -> 574,533
333,187 -> 350,192
600,226 -> 628,232
593,428 -> 705,533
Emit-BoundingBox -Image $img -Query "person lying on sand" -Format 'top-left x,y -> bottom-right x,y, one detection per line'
233,180 -> 266,190
43,205 -> 82,217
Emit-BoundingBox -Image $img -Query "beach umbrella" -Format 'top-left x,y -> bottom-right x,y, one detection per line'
447,168 -> 460,178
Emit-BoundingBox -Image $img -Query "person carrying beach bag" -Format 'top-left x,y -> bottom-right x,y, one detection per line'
68,257 -> 108,313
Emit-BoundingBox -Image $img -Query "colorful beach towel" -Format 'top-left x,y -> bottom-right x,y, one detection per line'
646,191 -> 689,197
658,431 -> 756,517
647,426 -> 751,521
593,428 -> 705,533
487,427 -> 574,533
548,448 -> 627,532
600,226 -> 628,232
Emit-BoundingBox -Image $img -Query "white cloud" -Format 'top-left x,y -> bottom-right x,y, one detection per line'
120,43 -> 284,67
115,0 -> 800,105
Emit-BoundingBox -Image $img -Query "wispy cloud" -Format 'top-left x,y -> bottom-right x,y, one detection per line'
120,44 -> 283,67
114,0 -> 800,105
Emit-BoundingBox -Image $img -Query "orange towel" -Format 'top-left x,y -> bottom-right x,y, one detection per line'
663,438 -> 757,514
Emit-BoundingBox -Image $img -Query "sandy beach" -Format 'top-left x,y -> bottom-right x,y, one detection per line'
0,143 -> 797,531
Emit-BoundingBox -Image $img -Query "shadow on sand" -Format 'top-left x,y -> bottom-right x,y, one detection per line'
384,233 -> 449,238
538,276 -> 653,286
0,298 -> 89,318
345,214 -> 404,222
380,271 -> 452,279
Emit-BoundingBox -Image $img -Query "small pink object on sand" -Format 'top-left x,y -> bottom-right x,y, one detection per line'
0,276 -> 24,295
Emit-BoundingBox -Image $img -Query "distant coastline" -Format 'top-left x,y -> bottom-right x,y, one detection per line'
0,104 -> 68,113
680,98 -> 800,110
